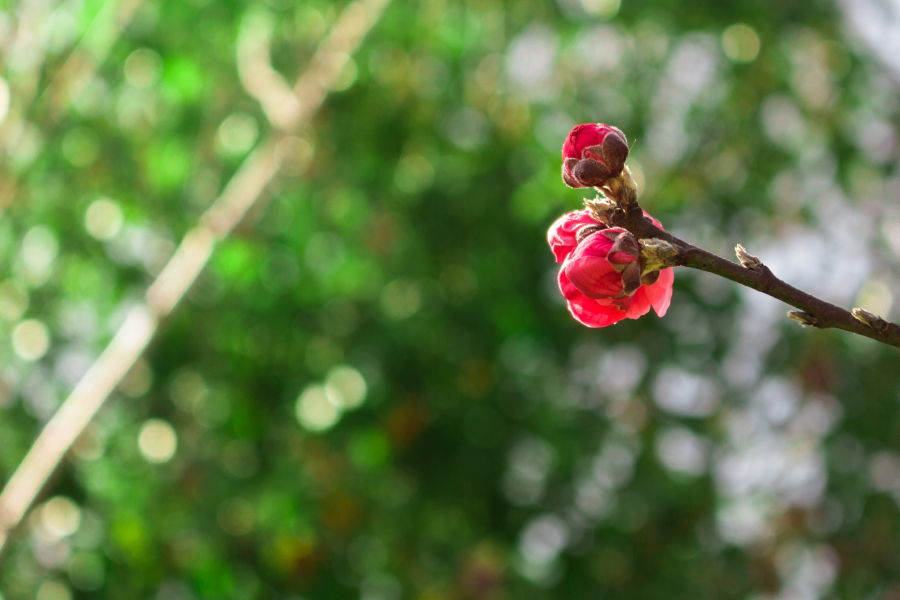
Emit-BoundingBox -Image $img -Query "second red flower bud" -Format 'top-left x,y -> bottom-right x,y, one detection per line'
562,227 -> 645,300
561,123 -> 630,189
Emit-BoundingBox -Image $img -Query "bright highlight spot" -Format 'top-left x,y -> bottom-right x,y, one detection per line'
41,496 -> 81,538
296,384 -> 340,432
722,24 -> 761,63
7,122 -> 43,169
324,54 -> 358,91
655,427 -> 708,476
855,278 -> 893,318
19,226 -> 58,285
84,198 -> 124,240
579,0 -> 620,18
12,319 -> 49,360
124,48 -> 163,88
326,365 -> 367,409
36,582 -> 71,600
138,419 -> 178,463
0,280 -> 29,320
0,78 -> 9,125
216,112 -> 258,157
381,279 -> 422,320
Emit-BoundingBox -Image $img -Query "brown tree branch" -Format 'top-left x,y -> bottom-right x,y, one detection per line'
611,203 -> 900,349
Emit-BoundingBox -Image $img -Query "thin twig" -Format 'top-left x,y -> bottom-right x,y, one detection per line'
615,205 -> 900,349
236,10 -> 302,129
0,0 -> 392,556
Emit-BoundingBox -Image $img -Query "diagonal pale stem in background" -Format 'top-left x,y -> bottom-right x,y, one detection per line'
0,0 -> 392,555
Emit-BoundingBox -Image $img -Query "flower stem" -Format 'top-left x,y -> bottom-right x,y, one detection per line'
614,205 -> 900,349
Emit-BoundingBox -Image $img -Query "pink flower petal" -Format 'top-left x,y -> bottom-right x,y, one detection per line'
562,125 -> 606,162
565,255 -> 624,299
568,227 -> 617,261
644,267 -> 674,317
567,295 -> 627,328
621,288 -> 652,320
547,210 -> 601,263
557,266 -> 580,301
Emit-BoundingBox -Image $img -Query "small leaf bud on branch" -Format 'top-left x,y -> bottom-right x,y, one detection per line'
787,311 -> 819,328
735,244 -> 763,272
852,308 -> 889,333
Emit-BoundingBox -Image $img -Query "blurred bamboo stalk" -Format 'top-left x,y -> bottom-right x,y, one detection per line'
0,0 -> 392,555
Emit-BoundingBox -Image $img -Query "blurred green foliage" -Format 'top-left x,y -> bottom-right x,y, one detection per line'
1,0 -> 900,598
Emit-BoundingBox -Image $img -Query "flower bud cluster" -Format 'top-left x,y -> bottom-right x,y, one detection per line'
549,123 -> 675,328
547,210 -> 673,328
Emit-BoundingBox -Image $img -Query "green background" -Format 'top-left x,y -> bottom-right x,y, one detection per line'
1,0 -> 900,598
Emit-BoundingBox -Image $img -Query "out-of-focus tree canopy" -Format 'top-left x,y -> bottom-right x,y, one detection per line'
1,0 -> 900,598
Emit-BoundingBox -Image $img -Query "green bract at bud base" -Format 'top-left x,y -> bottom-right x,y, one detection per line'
583,196 -> 617,225
600,167 -> 638,208
640,238 -> 680,275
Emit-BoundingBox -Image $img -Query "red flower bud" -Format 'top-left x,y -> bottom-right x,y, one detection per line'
548,209 -> 674,328
561,228 -> 642,300
561,123 -> 629,189
547,208 -> 662,264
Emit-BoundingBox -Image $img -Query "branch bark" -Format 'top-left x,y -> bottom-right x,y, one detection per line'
612,204 -> 900,349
